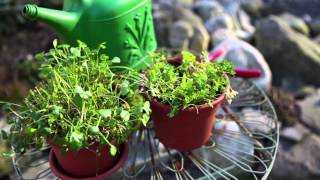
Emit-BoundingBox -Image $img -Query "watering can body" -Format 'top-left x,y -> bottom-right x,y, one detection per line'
24,0 -> 157,70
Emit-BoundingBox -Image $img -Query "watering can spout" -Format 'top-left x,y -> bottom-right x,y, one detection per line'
23,4 -> 78,35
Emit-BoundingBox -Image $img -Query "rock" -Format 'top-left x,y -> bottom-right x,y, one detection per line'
205,13 -> 235,33
314,35 -> 320,44
212,1 -> 255,40
279,13 -> 310,36
309,19 -> 320,35
234,10 -> 255,41
295,86 -> 317,100
255,16 -> 320,87
216,0 -> 241,15
153,4 -> 209,52
213,39 -> 272,91
176,0 -> 194,7
240,0 -> 264,17
298,92 -> 320,135
263,0 -> 320,18
152,4 -> 174,47
280,123 -> 310,142
154,0 -> 194,7
271,134 -> 320,180
211,28 -> 237,47
174,7 -> 210,52
237,10 -> 255,35
192,0 -> 224,22
280,77 -> 306,92
174,6 -> 204,27
268,87 -> 301,127
189,24 -> 210,53
169,20 -> 194,49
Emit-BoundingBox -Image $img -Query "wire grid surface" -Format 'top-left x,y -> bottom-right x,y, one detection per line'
12,79 -> 279,180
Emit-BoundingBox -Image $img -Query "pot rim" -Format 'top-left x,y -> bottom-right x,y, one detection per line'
145,55 -> 230,112
150,88 -> 227,112
49,143 -> 129,180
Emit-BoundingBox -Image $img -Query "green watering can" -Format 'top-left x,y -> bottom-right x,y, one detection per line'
23,0 -> 157,70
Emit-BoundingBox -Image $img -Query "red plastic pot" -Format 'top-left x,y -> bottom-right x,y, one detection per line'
148,55 -> 227,151
49,143 -> 128,179
151,93 -> 225,152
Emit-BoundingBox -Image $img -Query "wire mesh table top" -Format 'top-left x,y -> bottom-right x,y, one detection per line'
12,79 -> 279,180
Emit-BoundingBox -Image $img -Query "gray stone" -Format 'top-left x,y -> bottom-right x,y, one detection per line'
152,4 -> 174,47
268,87 -> 301,127
263,0 -> 320,18
153,4 -> 209,52
298,92 -> 320,135
295,86 -> 317,100
208,1 -> 255,41
216,0 -> 241,16
169,20 -> 194,49
279,13 -> 310,36
238,10 -> 255,35
174,7 -> 210,53
205,13 -> 235,33
192,0 -> 224,22
309,19 -> 320,35
314,35 -> 320,45
280,123 -> 310,142
255,16 -> 320,87
213,39 -> 272,91
240,0 -> 264,16
154,0 -> 194,7
234,10 -> 255,41
270,134 -> 320,180
174,6 -> 204,27
176,0 -> 194,7
211,28 -> 237,47
189,24 -> 210,53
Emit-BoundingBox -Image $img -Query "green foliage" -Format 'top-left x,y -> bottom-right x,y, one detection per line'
145,51 -> 235,117
2,40 -> 151,155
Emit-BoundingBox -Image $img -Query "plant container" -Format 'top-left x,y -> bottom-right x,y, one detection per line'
49,143 -> 128,179
151,93 -> 225,152
150,56 -> 227,151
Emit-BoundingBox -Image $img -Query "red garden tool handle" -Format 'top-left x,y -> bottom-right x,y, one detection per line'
234,69 -> 261,79
208,49 -> 262,79
167,51 -> 262,79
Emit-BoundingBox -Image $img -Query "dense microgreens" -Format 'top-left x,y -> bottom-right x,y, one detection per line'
1,40 -> 151,156
145,51 -> 235,117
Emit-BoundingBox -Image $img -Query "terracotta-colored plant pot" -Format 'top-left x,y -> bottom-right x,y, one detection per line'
151,93 -> 225,151
49,143 -> 128,179
147,55 -> 227,151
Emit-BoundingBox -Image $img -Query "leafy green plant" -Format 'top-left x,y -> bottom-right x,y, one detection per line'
1,40 -> 151,156
145,51 -> 236,117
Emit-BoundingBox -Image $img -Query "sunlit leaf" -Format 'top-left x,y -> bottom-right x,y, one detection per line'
98,109 -> 112,119
53,39 -> 58,48
110,144 -> 117,156
120,110 -> 130,122
112,57 -> 121,63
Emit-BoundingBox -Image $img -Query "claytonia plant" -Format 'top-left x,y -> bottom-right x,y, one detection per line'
145,51 -> 236,117
1,40 -> 151,156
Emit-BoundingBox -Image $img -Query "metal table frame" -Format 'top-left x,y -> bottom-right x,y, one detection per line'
12,79 -> 279,180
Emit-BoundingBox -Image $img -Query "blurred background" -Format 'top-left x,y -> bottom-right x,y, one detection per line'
0,0 -> 320,179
